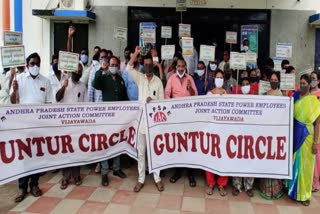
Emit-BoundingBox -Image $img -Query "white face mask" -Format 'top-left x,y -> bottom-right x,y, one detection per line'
215,78 -> 224,88
196,69 -> 205,76
241,85 -> 250,94
29,66 -> 40,76
243,46 -> 249,52
209,63 -> 217,71
152,57 -> 159,63
109,67 -> 118,74
176,70 -> 186,78
311,80 -> 318,88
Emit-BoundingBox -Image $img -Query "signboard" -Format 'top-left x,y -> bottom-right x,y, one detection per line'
181,37 -> 194,56
226,31 -> 237,44
3,31 -> 23,46
273,57 -> 284,72
240,25 -> 258,53
280,73 -> 295,90
113,26 -> 127,41
176,0 -> 187,12
276,42 -> 293,58
245,52 -> 257,64
58,51 -> 80,72
139,22 -> 156,47
0,45 -> 25,68
259,80 -> 270,95
161,26 -> 172,39
178,24 -> 191,38
230,52 -> 246,70
144,95 -> 293,179
199,45 -> 215,62
161,45 -> 175,60
0,102 -> 143,185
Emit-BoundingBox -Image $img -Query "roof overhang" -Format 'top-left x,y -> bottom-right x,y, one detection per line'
309,13 -> 320,27
32,9 -> 96,22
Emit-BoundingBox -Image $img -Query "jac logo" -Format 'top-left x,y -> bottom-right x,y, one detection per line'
149,105 -> 171,123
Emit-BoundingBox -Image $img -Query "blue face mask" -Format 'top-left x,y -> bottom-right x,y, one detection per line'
80,54 -> 88,64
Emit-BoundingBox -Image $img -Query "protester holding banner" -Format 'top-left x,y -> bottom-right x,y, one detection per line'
165,57 -> 198,187
93,56 -> 128,186
288,74 -> 320,206
206,69 -> 228,196
10,53 -> 53,202
193,61 -> 208,95
126,46 -> 165,192
56,62 -> 88,189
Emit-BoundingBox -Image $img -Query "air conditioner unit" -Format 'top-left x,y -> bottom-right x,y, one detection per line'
59,0 -> 88,10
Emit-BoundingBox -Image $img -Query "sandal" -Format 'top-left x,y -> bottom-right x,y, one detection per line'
302,200 -> 310,206
30,186 -> 42,197
246,189 -> 254,197
74,176 -> 82,186
232,188 -> 240,196
170,175 -> 181,183
206,186 -> 214,195
60,179 -> 69,190
133,182 -> 144,192
188,176 -> 196,187
218,186 -> 227,197
155,181 -> 164,192
15,189 -> 27,203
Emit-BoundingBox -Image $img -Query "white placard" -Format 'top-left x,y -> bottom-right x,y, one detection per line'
176,0 -> 187,12
161,26 -> 172,39
113,26 -> 127,41
179,24 -> 191,38
273,57 -> 284,72
199,45 -> 215,62
226,31 -> 237,44
245,52 -> 257,64
181,37 -> 194,56
276,42 -> 293,58
145,95 -> 293,179
230,52 -> 246,70
280,73 -> 295,90
3,31 -> 23,46
1,45 -> 25,68
259,80 -> 271,95
161,45 -> 175,60
58,51 -> 80,72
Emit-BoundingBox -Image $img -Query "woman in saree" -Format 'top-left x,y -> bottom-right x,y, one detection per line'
288,73 -> 320,206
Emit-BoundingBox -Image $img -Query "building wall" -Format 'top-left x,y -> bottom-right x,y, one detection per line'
270,10 -> 316,79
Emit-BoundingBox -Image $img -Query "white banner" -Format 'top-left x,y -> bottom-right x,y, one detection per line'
230,52 -> 246,70
161,26 -> 172,39
0,102 -> 143,185
3,31 -> 23,46
199,45 -> 215,62
179,24 -> 191,38
181,37 -> 193,56
1,45 -> 25,68
161,45 -> 175,60
280,73 -> 295,90
113,26 -> 127,41
276,42 -> 293,58
226,31 -> 237,44
145,95 -> 293,179
258,80 -> 270,95
58,51 -> 80,72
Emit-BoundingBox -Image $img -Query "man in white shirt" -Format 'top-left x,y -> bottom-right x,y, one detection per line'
56,62 -> 88,190
48,54 -> 67,103
120,47 -> 131,75
126,47 -> 164,192
0,68 -> 10,104
11,53 -> 53,203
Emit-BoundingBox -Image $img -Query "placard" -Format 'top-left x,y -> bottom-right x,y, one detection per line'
179,24 -> 191,38
190,0 -> 208,6
245,52 -> 257,64
58,51 -> 80,72
113,26 -> 127,41
161,45 -> 175,60
276,42 -> 293,58
139,22 -> 156,47
230,52 -> 246,70
226,31 -> 237,44
199,45 -> 215,62
3,31 -> 23,46
0,45 -> 25,68
161,26 -> 172,39
241,25 -> 258,53
181,37 -> 194,56
259,80 -> 270,95
273,57 -> 284,72
176,0 -> 187,12
280,73 -> 295,90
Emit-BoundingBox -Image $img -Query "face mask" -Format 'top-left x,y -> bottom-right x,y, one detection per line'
124,54 -> 130,60
196,69 -> 205,76
209,63 -> 217,71
109,66 -> 118,74
311,80 -> 318,88
300,86 -> 310,94
249,77 -> 258,83
72,72 -> 82,82
215,78 -> 224,88
270,82 -> 279,90
52,64 -> 59,73
152,57 -> 159,63
142,64 -> 154,74
176,70 -> 186,78
29,66 -> 40,76
241,85 -> 250,94
81,54 -> 88,64
243,46 -> 249,52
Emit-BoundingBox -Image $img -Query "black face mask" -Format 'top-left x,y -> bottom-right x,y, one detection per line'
249,77 -> 259,83
52,64 -> 59,73
72,72 -> 82,82
270,82 -> 280,90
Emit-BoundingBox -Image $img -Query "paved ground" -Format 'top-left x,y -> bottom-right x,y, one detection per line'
1,164 -> 320,214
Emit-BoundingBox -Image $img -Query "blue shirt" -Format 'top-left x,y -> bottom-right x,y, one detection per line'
122,66 -> 142,101
193,75 -> 207,95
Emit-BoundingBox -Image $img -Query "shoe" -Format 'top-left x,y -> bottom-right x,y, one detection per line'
133,182 -> 144,192
246,189 -> 254,197
95,163 -> 101,173
188,176 -> 196,187
101,175 -> 109,186
14,189 -> 27,203
74,176 -> 82,186
30,186 -> 42,197
113,170 -> 127,179
60,179 -> 69,190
